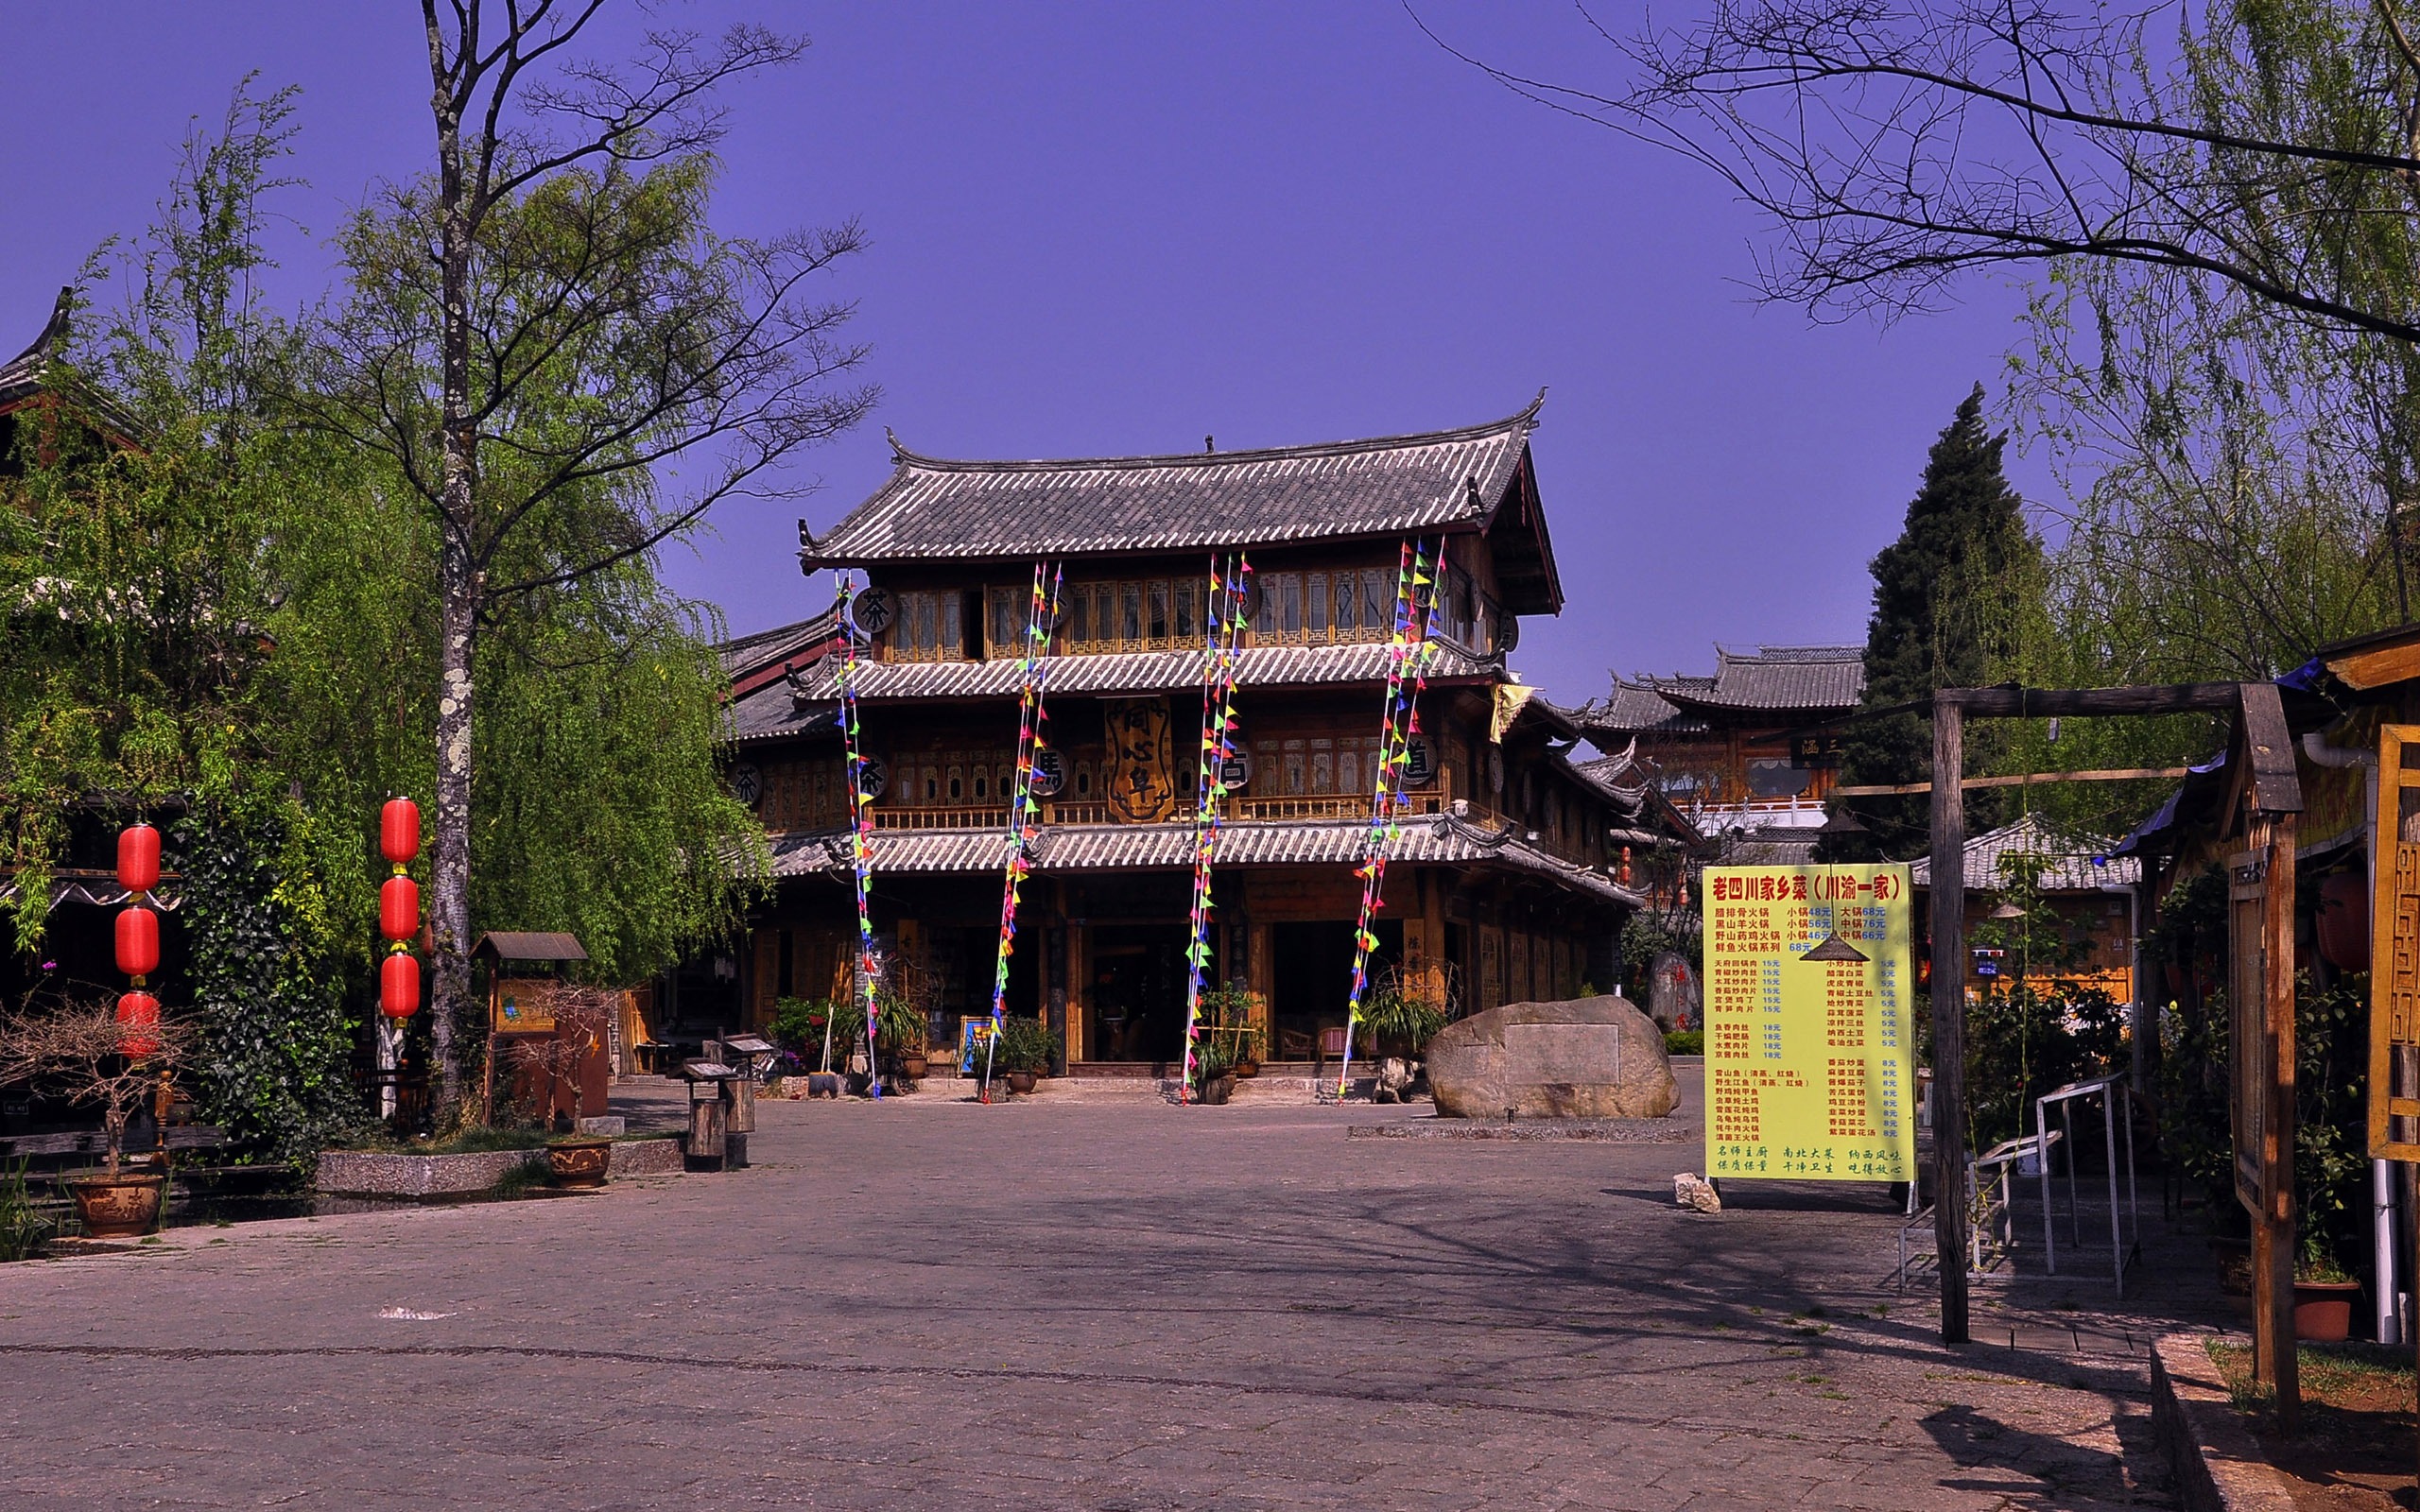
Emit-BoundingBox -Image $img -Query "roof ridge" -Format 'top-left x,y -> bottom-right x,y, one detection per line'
883,391 -> 1546,476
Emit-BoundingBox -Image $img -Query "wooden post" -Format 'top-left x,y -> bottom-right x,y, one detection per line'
2264,812 -> 2300,1432
1930,692 -> 1970,1344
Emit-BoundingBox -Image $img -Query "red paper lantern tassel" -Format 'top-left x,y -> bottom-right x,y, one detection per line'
115,905 -> 161,979
115,990 -> 161,1057
380,874 -> 420,942
116,823 -> 161,894
380,797 -> 422,866
381,951 -> 422,1019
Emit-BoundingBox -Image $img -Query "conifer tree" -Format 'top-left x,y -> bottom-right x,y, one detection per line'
1833,386 -> 2043,859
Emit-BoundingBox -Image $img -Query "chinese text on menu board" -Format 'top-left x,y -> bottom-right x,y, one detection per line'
1702,864 -> 1914,1183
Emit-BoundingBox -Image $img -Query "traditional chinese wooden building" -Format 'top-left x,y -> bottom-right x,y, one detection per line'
1910,815 -> 2140,1005
710,400 -> 1645,1069
1579,644 -> 1865,854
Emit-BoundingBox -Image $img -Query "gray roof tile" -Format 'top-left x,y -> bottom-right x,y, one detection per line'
1910,814 -> 2141,890
804,399 -> 1544,565
767,814 -> 1642,905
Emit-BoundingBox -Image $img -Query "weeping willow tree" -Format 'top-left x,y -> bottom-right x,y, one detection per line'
1,82 -> 769,1149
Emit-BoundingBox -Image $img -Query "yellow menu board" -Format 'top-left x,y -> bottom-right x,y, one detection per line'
1702,864 -> 1915,1183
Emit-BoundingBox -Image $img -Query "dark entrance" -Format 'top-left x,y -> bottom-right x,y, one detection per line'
1087,923 -> 1185,1063
1270,919 -> 1398,1059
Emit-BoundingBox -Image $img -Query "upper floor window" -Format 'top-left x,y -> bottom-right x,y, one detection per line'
892,591 -> 963,662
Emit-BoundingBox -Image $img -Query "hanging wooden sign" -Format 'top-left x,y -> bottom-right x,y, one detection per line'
2369,724 -> 2420,1162
1102,697 -> 1178,823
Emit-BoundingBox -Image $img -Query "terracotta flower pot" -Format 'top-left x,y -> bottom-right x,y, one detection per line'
72,1172 -> 166,1239
903,1054 -> 929,1081
2293,1280 -> 2362,1342
546,1136 -> 613,1190
1005,1071 -> 1038,1095
1233,1059 -> 1260,1080
1198,1073 -> 1236,1106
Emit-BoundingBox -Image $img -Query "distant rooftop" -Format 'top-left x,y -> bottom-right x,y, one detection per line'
1582,644 -> 1866,735
1910,814 -> 2140,891
800,397 -> 1561,613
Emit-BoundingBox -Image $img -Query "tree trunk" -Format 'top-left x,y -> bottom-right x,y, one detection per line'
429,162 -> 478,1113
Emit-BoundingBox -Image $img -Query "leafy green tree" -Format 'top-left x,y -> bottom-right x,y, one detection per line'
292,8 -> 873,1108
1834,387 -> 2045,858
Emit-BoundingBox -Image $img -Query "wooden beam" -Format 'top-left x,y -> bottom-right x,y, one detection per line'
1832,766 -> 2191,798
1945,683 -> 2245,717
1930,692 -> 1969,1345
2236,681 -> 2304,816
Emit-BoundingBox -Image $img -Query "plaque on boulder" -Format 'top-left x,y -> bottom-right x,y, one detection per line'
1426,995 -> 1675,1121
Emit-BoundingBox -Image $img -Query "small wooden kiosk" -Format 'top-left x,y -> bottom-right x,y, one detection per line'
474,932 -> 603,1126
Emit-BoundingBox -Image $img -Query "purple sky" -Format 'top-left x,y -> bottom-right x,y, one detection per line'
1,3 -> 2050,709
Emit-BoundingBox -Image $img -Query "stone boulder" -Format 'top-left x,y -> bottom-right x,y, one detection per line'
1426,996 -> 1675,1121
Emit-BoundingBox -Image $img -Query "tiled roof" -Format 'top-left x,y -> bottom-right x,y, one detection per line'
767,814 -> 1644,905
0,287 -> 142,442
1583,683 -> 1701,736
718,606 -> 842,680
804,399 -> 1545,565
1686,644 -> 1866,710
1582,645 -> 1863,735
1910,814 -> 2141,891
726,638 -> 1503,744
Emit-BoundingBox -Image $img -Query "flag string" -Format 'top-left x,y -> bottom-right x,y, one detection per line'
1337,538 -> 1441,1098
838,573 -> 882,1098
1179,552 -> 1253,1102
985,561 -> 1062,1099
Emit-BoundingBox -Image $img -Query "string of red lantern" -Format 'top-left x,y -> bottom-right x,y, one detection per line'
379,798 -> 423,1019
114,821 -> 162,1057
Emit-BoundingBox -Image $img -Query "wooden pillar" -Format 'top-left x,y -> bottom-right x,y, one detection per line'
1929,692 -> 1970,1344
2256,811 -> 2301,1430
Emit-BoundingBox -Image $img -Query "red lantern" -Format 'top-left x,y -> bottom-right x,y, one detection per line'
115,990 -> 161,1057
380,951 -> 422,1019
116,822 -> 161,894
115,905 -> 161,979
380,874 -> 420,942
381,798 -> 421,866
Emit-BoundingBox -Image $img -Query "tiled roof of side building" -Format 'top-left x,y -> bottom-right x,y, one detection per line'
1910,814 -> 2142,891
765,814 -> 1645,905
1584,644 -> 1864,731
803,397 -> 1545,566
723,638 -> 1505,744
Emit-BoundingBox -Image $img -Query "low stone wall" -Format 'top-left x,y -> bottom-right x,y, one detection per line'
608,1137 -> 684,1177
2150,1332 -> 2297,1512
315,1148 -> 541,1198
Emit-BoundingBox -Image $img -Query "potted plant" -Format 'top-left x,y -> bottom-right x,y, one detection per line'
1356,967 -> 1449,1062
1192,1030 -> 1239,1105
873,989 -> 927,1090
505,988 -> 614,1188
2292,1245 -> 2363,1342
0,996 -> 188,1238
771,995 -> 851,1097
991,1014 -> 1060,1095
1197,980 -> 1262,1078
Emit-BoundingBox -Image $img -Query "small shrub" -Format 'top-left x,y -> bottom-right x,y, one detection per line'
1664,1030 -> 1704,1056
0,1160 -> 54,1262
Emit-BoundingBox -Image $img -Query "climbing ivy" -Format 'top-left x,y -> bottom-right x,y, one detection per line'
177,806 -> 364,1167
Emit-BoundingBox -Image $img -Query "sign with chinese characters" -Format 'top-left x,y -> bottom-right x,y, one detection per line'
1102,697 -> 1177,822
1701,864 -> 1915,1184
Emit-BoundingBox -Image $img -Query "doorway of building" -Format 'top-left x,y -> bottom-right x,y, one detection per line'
1087,924 -> 1185,1064
1269,919 -> 1399,1060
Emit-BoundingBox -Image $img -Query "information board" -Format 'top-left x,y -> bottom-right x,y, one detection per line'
1702,864 -> 1915,1183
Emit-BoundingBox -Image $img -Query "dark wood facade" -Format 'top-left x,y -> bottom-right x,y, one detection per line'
696,402 -> 1644,1067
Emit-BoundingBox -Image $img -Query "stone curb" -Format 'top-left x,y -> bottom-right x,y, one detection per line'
315,1147 -> 541,1198
608,1136 -> 683,1177
2151,1331 -> 2299,1512
1346,1117 -> 1690,1142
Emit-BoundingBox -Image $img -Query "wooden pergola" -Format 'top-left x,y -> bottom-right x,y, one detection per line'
1821,682 -> 2303,1418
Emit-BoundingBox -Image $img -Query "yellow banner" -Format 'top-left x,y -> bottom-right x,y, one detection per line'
1702,864 -> 1916,1183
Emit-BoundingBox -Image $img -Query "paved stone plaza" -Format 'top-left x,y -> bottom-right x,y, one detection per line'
0,1075 -> 2216,1510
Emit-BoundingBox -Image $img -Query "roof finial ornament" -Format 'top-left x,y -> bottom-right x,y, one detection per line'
1204,435 -> 1215,453
785,659 -> 818,718
884,425 -> 910,461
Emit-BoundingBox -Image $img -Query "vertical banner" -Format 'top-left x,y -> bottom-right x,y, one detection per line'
1701,864 -> 1915,1182
1103,697 -> 1179,822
